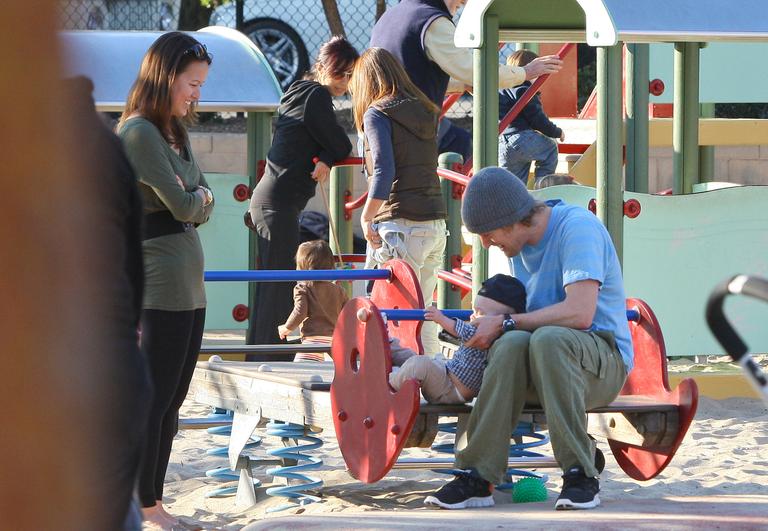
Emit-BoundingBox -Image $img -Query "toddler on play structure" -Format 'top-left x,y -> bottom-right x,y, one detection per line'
278,240 -> 348,362
498,49 -> 564,184
389,274 -> 526,403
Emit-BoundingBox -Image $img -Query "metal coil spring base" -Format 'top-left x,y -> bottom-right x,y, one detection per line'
432,421 -> 550,489
265,421 -> 323,513
203,412 -> 263,498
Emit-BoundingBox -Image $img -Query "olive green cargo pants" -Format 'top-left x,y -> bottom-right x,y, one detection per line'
455,326 -> 627,483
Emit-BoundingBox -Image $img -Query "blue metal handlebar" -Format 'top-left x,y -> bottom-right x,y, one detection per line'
382,309 -> 640,322
204,269 -> 391,282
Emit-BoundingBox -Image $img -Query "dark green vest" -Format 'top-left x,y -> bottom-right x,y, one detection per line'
364,98 -> 446,223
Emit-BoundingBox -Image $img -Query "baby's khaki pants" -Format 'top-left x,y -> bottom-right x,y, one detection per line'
389,349 -> 466,404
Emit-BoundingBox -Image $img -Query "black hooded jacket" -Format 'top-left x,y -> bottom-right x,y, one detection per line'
499,81 -> 563,139
251,79 -> 352,208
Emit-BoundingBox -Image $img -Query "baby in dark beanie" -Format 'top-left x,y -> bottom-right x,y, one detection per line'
389,274 -> 526,404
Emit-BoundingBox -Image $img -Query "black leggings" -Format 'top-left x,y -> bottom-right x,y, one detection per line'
138,308 -> 205,507
246,203 -> 300,360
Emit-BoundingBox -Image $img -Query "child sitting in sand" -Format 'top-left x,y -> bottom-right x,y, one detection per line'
278,240 -> 348,362
389,274 -> 526,403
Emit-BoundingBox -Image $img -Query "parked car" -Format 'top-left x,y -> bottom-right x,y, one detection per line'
60,0 -> 399,93
210,0 -> 399,90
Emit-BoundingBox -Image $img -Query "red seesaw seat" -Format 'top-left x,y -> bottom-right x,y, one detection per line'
613,298 -> 699,480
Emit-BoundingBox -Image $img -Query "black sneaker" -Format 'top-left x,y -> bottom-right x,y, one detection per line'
424,469 -> 494,509
555,466 -> 600,510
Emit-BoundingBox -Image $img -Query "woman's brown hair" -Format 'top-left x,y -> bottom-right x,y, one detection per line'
296,240 -> 335,271
349,47 -> 439,132
305,35 -> 359,82
117,31 -> 212,147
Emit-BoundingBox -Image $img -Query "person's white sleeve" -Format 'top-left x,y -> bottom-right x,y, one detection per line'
424,16 -> 526,89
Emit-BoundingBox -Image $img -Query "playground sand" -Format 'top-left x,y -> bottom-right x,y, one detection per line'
159,395 -> 768,529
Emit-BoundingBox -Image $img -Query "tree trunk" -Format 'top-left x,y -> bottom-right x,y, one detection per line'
375,0 -> 387,22
321,0 -> 346,37
178,0 -> 213,31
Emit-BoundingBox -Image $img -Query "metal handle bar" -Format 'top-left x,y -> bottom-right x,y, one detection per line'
706,274 -> 768,405
706,275 -> 768,362
382,309 -> 640,322
204,269 -> 391,282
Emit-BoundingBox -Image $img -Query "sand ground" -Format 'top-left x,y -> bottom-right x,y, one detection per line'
158,396 -> 768,529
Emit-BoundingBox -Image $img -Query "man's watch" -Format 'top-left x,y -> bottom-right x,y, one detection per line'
502,314 -> 517,332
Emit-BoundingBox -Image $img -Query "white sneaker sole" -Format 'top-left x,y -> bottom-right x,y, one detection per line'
424,495 -> 494,510
555,494 -> 600,510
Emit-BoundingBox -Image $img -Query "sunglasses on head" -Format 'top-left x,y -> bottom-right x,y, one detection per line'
185,42 -> 213,64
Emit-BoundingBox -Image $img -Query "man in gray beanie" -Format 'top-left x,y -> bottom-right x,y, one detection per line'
425,166 -> 633,511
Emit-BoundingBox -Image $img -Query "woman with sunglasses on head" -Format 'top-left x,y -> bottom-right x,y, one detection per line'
117,31 -> 213,531
349,47 -> 447,355
247,36 -> 358,352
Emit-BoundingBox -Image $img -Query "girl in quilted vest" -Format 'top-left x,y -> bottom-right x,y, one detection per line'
349,47 -> 447,355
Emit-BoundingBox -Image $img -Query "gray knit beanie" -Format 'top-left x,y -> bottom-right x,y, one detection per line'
461,166 -> 536,233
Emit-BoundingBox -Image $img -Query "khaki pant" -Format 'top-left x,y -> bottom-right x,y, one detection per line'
455,326 -> 627,483
389,354 -> 465,404
365,218 -> 447,355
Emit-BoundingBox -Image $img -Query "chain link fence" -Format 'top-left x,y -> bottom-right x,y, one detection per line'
57,1 -> 178,31
57,0 -> 474,121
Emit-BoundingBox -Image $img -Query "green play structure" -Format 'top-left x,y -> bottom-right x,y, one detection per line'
63,2 -> 768,357
457,0 -> 768,356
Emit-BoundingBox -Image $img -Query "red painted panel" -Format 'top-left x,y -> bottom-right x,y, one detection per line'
609,298 -> 699,480
331,297 -> 420,483
539,43 -> 578,118
370,259 -> 424,355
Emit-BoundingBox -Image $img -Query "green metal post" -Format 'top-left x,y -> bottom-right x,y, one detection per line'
673,42 -> 701,195
470,13 -> 499,295
246,111 -> 273,191
699,102 -> 715,182
329,164 -> 354,297
329,165 -> 354,256
625,43 -> 649,193
246,111 -> 273,342
438,152 -> 464,310
596,45 -> 624,265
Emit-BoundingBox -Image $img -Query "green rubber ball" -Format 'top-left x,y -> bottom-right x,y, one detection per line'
512,477 -> 548,503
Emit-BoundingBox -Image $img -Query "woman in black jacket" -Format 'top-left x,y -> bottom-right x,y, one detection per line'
248,36 -> 358,348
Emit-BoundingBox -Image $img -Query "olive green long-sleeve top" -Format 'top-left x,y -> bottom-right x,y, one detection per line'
119,117 -> 214,311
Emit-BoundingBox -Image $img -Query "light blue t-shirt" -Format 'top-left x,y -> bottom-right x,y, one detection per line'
510,200 -> 634,372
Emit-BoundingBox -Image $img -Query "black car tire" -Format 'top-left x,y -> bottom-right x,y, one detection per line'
243,18 -> 310,90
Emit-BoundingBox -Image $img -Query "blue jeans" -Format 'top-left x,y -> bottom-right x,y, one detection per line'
498,130 -> 559,182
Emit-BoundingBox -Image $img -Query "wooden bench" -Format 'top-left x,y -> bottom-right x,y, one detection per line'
199,343 -> 332,357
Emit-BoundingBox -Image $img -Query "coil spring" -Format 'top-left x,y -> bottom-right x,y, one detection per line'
432,420 -> 549,489
264,421 -> 323,512
204,411 -> 262,498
